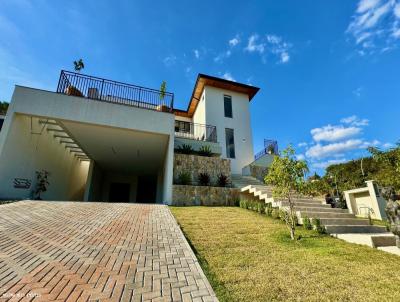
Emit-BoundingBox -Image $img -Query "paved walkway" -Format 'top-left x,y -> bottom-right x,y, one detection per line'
0,201 -> 217,302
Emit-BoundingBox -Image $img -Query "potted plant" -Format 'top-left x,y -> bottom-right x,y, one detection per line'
34,170 -> 50,200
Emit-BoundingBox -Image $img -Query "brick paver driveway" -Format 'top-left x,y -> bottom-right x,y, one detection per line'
0,201 -> 217,302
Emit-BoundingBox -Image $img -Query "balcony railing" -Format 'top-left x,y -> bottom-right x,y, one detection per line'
57,70 -> 174,112
174,121 -> 217,143
255,139 -> 278,160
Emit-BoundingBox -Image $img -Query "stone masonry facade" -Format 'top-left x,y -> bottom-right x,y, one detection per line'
172,185 -> 239,206
173,154 -> 230,186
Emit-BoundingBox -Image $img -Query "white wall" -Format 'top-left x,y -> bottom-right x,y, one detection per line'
203,86 -> 254,174
0,114 -> 89,200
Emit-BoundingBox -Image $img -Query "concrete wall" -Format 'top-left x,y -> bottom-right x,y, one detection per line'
0,86 -> 175,203
0,114 -> 89,200
344,180 -> 388,220
204,86 -> 254,174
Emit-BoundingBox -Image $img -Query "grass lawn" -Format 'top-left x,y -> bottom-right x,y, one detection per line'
171,206 -> 400,302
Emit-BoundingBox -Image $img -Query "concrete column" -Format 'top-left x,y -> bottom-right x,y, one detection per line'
162,135 -> 174,204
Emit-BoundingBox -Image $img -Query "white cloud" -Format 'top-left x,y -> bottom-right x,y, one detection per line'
347,0 -> 400,53
193,49 -> 200,59
222,72 -> 236,82
395,3 -> 400,17
357,0 -> 382,13
311,158 -> 348,169
229,36 -> 240,47
311,125 -> 362,142
280,52 -> 290,63
298,142 -> 308,147
296,154 -> 306,161
245,34 -> 265,54
383,142 -> 394,148
214,50 -> 232,63
352,87 -> 363,97
306,139 -> 364,159
244,33 -> 292,64
163,55 -> 176,67
340,115 -> 369,126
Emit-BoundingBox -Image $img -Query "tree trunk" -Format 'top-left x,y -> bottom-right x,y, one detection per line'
290,226 -> 295,240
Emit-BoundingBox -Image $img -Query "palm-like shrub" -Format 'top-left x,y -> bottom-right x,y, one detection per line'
198,173 -> 210,186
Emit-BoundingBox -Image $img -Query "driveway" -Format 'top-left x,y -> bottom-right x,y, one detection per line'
0,201 -> 217,302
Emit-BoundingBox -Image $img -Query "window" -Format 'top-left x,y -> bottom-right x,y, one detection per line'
224,95 -> 232,118
225,128 -> 235,158
175,120 -> 191,134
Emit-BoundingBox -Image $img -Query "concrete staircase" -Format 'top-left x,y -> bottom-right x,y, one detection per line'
231,175 -> 398,251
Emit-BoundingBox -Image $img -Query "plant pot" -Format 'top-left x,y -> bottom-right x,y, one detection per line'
66,86 -> 84,97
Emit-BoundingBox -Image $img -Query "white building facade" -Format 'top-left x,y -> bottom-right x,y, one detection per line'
0,71 -> 261,204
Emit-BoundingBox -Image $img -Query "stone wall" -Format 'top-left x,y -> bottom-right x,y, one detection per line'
174,154 -> 231,186
172,185 -> 239,206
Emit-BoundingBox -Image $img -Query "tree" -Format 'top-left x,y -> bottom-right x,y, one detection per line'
73,59 -> 85,73
265,145 -> 308,240
0,101 -> 9,115
368,143 -> 400,191
160,80 -> 167,100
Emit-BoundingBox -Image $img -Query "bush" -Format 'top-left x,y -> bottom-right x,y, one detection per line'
312,218 -> 325,234
198,173 -> 210,186
198,145 -> 212,157
271,208 -> 280,219
177,171 -> 191,185
265,204 -> 273,217
257,202 -> 266,214
217,174 -> 229,187
302,216 -> 312,230
239,200 -> 247,209
176,144 -> 194,154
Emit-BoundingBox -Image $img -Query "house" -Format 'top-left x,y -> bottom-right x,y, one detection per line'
0,70 -> 272,203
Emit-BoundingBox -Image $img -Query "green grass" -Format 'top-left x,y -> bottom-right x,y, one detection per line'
171,206 -> 400,302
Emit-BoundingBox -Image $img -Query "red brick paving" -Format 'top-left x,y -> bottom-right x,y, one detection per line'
0,202 -> 217,302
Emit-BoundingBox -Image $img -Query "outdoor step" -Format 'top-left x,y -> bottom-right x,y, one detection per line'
294,206 -> 348,213
371,235 -> 397,247
300,212 -> 356,219
319,218 -> 370,226
325,225 -> 388,234
279,202 -> 331,209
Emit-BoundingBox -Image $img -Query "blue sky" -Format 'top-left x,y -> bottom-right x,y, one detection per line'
1,0 -> 399,174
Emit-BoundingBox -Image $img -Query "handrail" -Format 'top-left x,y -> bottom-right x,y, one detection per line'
56,70 -> 174,113
174,120 -> 217,143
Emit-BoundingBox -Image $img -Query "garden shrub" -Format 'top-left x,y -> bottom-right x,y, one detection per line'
312,218 -> 326,234
265,204 -> 273,217
217,174 -> 229,187
240,200 -> 247,209
198,173 -> 210,186
271,208 -> 280,219
302,216 -> 312,230
177,171 -> 191,185
257,202 -> 266,214
197,145 -> 212,157
176,144 -> 194,154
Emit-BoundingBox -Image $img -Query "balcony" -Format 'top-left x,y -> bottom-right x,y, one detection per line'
174,121 -> 221,155
57,70 -> 174,113
174,121 -> 217,142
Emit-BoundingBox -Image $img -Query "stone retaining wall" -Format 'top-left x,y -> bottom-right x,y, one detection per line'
174,154 -> 231,186
172,185 -> 239,206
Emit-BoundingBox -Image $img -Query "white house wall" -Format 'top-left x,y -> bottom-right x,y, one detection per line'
203,86 -> 254,174
0,114 -> 89,200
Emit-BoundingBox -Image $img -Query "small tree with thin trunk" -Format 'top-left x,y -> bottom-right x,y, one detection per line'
265,145 -> 309,240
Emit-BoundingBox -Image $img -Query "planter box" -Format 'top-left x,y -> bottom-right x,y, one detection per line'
172,185 -> 239,206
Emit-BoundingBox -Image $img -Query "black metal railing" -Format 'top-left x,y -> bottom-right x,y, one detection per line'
174,120 -> 217,143
254,139 -> 278,160
57,70 -> 174,112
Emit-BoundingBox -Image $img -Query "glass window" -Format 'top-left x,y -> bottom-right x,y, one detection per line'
225,128 -> 235,158
224,95 -> 232,118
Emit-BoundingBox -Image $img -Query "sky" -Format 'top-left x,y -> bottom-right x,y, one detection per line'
0,0 -> 399,174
